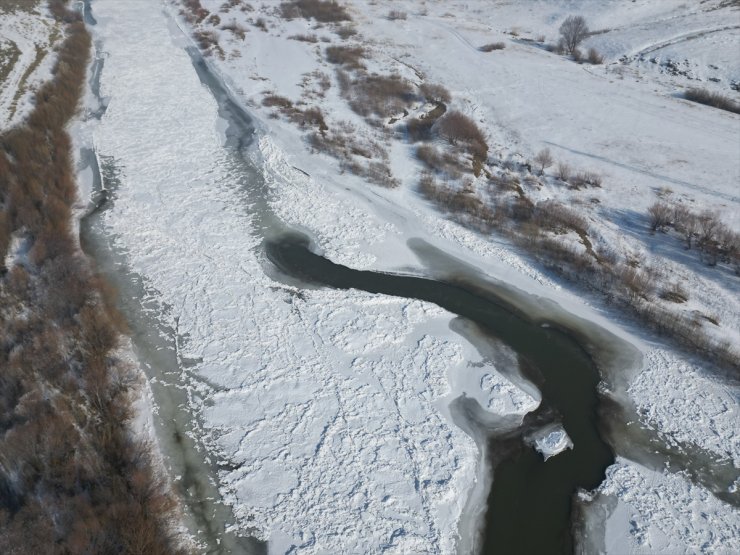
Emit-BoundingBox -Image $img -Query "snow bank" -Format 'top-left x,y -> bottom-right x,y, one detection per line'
597,458 -> 740,554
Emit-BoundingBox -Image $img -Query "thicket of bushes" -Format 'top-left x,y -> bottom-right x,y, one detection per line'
648,201 -> 739,269
0,3 -> 185,552
416,152 -> 739,373
280,0 -> 351,22
684,87 -> 740,115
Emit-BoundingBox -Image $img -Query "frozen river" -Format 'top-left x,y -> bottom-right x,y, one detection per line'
74,1 -> 737,554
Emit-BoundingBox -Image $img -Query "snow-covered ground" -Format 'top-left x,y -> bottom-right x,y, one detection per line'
60,0 -> 740,553
0,1 -> 59,129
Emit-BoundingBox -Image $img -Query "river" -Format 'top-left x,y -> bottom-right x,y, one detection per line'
74,1 -> 736,554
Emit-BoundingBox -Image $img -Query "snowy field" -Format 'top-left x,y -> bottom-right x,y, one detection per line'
2,0 -> 734,553
0,0 -> 60,129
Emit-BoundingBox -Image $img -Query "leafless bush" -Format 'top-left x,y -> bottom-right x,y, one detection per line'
221,21 -> 248,39
435,110 -> 488,161
684,87 -> 740,114
416,144 -> 465,179
660,282 -> 689,303
479,42 -> 505,52
387,10 -> 407,20
262,94 -> 293,108
405,102 -> 446,142
288,33 -> 318,42
559,15 -> 589,54
280,0 -> 352,22
673,205 -> 699,249
419,82 -> 451,104
556,162 -> 571,181
325,45 -> 366,69
194,29 -> 223,57
533,148 -> 553,175
334,25 -> 357,39
181,0 -> 209,23
343,72 -> 415,118
341,159 -> 399,187
572,48 -> 583,63
253,17 -> 268,31
587,47 -> 604,64
648,201 -> 672,232
533,200 -> 589,236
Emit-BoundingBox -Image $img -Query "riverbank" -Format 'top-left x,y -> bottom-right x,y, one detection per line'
0,1 -> 186,552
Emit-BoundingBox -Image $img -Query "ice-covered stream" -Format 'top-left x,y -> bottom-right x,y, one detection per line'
72,1 -> 738,554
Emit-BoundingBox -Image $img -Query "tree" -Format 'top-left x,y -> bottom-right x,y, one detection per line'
533,149 -> 553,176
559,15 -> 589,54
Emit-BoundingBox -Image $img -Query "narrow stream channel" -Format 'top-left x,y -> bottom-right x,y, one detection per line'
265,232 -> 614,554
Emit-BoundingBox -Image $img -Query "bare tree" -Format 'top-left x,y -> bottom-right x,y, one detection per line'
533,149 -> 554,176
559,15 -> 589,54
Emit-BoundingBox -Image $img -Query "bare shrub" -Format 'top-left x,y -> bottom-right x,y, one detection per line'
416,144 -> 464,179
343,72 -> 415,118
556,162 -> 571,181
587,47 -> 604,64
334,25 -> 357,39
325,45 -> 365,69
559,15 -> 589,54
253,17 -> 268,31
673,205 -> 699,249
684,88 -> 740,115
221,21 -> 248,39
534,200 -> 588,235
288,33 -> 318,42
619,265 -> 653,302
660,282 -> 689,303
387,10 -> 407,20
435,111 -> 488,161
280,0 -> 352,22
533,148 -> 553,175
194,29 -> 221,53
419,82 -> 451,104
181,0 -> 209,23
479,42 -> 505,52
647,201 -> 672,232
262,94 -> 293,108
572,48 -> 583,63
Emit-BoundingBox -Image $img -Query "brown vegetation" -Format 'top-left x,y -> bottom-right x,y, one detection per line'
0,2 -> 185,552
325,45 -> 365,69
684,87 -> 740,115
387,10 -> 407,21
479,42 -> 505,52
435,110 -> 488,163
341,71 -> 415,118
280,0 -> 351,22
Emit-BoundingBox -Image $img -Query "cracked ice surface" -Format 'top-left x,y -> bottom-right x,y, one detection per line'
89,1 -> 524,552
